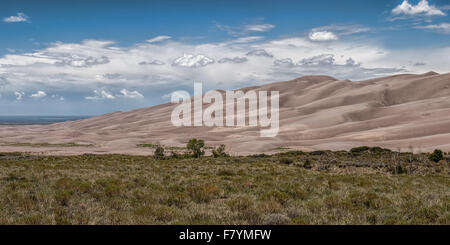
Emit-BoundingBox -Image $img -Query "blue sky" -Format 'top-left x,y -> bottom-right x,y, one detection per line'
0,0 -> 449,115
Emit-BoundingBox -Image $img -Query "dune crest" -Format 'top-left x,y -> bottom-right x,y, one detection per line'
1,72 -> 450,155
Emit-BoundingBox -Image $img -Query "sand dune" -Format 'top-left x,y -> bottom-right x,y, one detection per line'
1,72 -> 450,155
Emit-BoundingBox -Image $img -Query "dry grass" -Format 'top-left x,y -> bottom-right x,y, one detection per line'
0,149 -> 448,225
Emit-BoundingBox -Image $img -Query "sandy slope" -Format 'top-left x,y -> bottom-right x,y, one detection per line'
1,72 -> 450,155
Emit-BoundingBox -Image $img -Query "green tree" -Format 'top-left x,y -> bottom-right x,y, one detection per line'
429,149 -> 444,163
212,144 -> 229,158
187,138 -> 205,158
154,145 -> 165,160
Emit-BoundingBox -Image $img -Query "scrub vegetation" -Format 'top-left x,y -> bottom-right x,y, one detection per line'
0,146 -> 448,225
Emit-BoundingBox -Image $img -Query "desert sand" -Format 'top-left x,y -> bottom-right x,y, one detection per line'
1,72 -> 450,155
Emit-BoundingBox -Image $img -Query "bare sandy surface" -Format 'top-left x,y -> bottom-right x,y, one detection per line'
1,72 -> 450,155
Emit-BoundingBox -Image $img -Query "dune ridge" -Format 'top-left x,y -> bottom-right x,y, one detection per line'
1,72 -> 450,155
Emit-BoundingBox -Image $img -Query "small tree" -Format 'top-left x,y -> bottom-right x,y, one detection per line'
429,149 -> 444,163
170,150 -> 179,159
154,145 -> 165,160
187,138 -> 205,158
212,144 -> 229,158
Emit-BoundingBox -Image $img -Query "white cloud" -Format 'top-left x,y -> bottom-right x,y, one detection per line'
308,31 -> 339,41
277,54 -> 406,79
85,90 -> 115,100
216,22 -> 275,36
244,24 -> 275,32
56,55 -> 110,68
0,33 -> 448,106
246,49 -> 273,58
218,57 -> 248,64
392,0 -> 445,16
14,91 -> 24,100
311,24 -> 370,36
139,60 -> 165,65
31,90 -> 47,98
51,94 -> 65,101
3,13 -> 28,23
416,22 -> 450,34
298,54 -> 335,66
229,36 -> 264,44
119,89 -> 144,99
103,73 -> 122,79
146,36 -> 172,43
162,90 -> 190,100
274,58 -> 295,68
172,53 -> 214,67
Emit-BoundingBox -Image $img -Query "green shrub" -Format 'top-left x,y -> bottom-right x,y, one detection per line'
134,205 -> 179,222
310,150 -> 326,155
217,169 -> 235,176
170,150 -> 179,159
187,138 -> 205,158
262,213 -> 291,225
350,146 -> 370,153
186,184 -> 222,203
227,196 -> 253,212
391,164 -> 408,174
301,159 -> 312,169
279,158 -> 293,165
154,145 -> 165,160
250,153 -> 267,158
212,144 -> 228,158
260,190 -> 289,205
429,149 -> 444,163
55,189 -> 73,206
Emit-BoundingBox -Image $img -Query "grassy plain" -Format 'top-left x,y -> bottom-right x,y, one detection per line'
0,148 -> 448,225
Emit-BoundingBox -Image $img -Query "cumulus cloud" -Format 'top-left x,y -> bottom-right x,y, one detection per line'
318,55 -> 403,77
146,36 -> 172,43
416,22 -> 450,34
345,58 -> 359,66
85,90 -> 115,100
162,90 -> 190,100
3,13 -> 28,23
392,0 -> 445,16
274,58 -> 295,68
246,49 -> 273,58
51,94 -> 65,101
139,60 -> 165,65
14,91 -> 24,101
56,55 -> 110,68
298,54 -> 335,66
119,89 -> 144,99
218,57 -> 248,64
308,31 -> 339,41
308,24 -> 370,41
172,53 -> 214,67
31,90 -> 47,98
0,33 -> 447,108
270,54 -> 405,80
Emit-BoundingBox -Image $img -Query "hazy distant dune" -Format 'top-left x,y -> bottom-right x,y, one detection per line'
1,72 -> 450,155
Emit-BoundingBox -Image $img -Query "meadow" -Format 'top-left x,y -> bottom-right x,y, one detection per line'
0,147 -> 448,225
